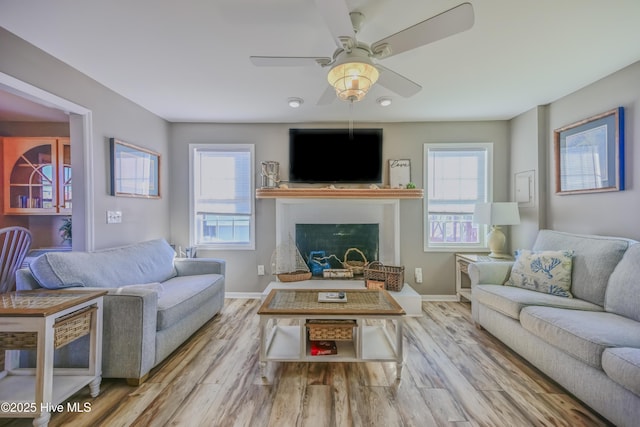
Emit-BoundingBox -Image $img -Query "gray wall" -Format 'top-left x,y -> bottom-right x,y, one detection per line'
7,24 -> 637,296
0,27 -> 172,249
510,60 -> 640,248
170,121 -> 510,295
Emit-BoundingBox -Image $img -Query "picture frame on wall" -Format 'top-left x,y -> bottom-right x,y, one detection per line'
109,138 -> 161,198
554,107 -> 624,195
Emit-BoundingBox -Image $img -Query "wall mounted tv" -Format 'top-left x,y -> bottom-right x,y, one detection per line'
289,128 -> 383,183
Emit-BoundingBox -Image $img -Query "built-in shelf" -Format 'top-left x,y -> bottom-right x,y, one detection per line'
256,187 -> 423,199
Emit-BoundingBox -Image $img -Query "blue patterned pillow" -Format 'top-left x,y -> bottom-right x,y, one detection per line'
505,249 -> 574,297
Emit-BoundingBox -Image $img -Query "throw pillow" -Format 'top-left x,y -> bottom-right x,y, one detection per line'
505,249 -> 574,297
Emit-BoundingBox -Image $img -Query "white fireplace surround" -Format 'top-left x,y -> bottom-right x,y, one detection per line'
275,198 -> 400,265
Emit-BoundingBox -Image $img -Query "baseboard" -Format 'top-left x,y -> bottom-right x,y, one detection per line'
421,295 -> 460,302
225,291 -> 460,302
225,292 -> 262,299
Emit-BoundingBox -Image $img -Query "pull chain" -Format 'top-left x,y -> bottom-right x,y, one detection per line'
349,101 -> 354,139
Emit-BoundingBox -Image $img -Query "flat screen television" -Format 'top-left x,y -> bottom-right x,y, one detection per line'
289,128 -> 383,183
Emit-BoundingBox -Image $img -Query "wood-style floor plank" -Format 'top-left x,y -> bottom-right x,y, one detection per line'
0,300 -> 612,427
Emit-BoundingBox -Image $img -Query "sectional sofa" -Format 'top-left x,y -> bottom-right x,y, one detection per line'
16,239 -> 225,385
469,230 -> 640,427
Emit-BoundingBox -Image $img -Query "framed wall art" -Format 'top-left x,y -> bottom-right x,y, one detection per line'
110,138 -> 161,198
389,159 -> 411,188
554,107 -> 624,195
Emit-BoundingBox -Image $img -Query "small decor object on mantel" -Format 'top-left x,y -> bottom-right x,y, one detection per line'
270,234 -> 312,282
389,159 -> 411,188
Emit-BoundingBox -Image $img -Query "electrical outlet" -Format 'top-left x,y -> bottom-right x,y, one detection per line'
106,210 -> 122,224
257,265 -> 265,276
415,267 -> 423,284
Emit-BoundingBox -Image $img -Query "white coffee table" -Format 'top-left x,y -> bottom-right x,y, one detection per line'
258,288 -> 405,380
263,280 -> 422,316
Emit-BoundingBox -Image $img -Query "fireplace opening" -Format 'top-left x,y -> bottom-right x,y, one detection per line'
295,224 -> 379,277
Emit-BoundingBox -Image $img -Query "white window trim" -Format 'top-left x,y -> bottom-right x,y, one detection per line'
189,143 -> 255,250
423,142 -> 493,252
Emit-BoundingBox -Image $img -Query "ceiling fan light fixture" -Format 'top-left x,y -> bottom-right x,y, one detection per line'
288,97 -> 303,108
327,59 -> 379,103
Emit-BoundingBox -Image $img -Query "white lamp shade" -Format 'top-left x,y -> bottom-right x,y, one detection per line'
473,202 -> 520,226
473,202 -> 520,258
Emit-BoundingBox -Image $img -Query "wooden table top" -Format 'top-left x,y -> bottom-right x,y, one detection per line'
258,289 -> 405,316
0,289 -> 107,317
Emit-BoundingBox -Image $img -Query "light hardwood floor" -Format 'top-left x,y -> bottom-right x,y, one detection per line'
0,299 -> 611,427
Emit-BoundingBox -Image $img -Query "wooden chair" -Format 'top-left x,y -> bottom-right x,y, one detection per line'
0,226 -> 32,293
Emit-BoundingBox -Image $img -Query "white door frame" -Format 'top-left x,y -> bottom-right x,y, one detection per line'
0,72 -> 95,251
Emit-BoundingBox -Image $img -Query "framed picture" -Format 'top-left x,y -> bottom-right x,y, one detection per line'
389,159 -> 411,188
554,107 -> 624,195
110,138 -> 161,198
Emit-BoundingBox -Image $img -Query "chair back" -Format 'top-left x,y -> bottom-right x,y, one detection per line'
0,226 -> 32,293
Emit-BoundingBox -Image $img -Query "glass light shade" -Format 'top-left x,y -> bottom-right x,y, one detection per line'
327,61 -> 379,102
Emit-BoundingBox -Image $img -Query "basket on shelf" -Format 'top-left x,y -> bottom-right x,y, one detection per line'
306,319 -> 356,341
342,247 -> 367,275
363,261 -> 405,291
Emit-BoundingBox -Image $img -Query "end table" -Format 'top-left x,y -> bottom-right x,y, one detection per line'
0,289 -> 107,427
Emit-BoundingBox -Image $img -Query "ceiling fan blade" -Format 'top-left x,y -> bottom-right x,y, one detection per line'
376,65 -> 422,97
312,0 -> 355,48
371,2 -> 474,59
317,85 -> 337,105
250,56 -> 331,67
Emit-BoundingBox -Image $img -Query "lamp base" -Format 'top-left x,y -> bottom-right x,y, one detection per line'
486,226 -> 508,258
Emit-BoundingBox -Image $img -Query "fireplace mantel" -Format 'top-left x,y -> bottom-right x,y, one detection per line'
256,187 -> 423,199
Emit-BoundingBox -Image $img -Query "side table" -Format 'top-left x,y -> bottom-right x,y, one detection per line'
455,253 -> 514,301
0,290 -> 107,427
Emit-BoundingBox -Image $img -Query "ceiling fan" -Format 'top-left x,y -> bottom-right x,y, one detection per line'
250,0 -> 474,104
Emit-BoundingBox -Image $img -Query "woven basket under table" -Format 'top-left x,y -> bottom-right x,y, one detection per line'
306,319 -> 356,341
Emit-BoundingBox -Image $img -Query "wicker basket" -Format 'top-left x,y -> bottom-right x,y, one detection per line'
306,319 -> 356,341
0,331 -> 38,350
363,261 -> 405,292
277,271 -> 312,282
54,305 -> 96,348
0,305 -> 95,351
342,248 -> 367,275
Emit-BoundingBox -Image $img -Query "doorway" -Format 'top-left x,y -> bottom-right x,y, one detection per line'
0,72 -> 94,251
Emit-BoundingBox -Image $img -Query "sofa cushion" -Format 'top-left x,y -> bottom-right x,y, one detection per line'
156,273 -> 224,331
605,243 -> 640,322
520,306 -> 640,369
532,230 -> 631,306
602,347 -> 640,396
29,239 -> 177,289
505,249 -> 574,297
473,284 -> 602,320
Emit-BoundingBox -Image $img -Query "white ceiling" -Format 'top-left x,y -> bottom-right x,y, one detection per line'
1,0 -> 640,123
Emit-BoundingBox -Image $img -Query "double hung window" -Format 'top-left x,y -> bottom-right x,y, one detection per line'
190,144 -> 255,250
423,143 -> 493,251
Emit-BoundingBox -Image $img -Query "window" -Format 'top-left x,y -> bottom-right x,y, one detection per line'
423,143 -> 493,251
190,144 -> 255,250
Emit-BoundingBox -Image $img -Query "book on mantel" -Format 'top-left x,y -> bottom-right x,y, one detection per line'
310,340 -> 338,356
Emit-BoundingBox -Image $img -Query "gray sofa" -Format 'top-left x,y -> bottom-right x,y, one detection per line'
469,230 -> 640,427
16,238 -> 225,385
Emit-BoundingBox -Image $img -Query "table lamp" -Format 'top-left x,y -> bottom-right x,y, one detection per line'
473,202 -> 520,258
